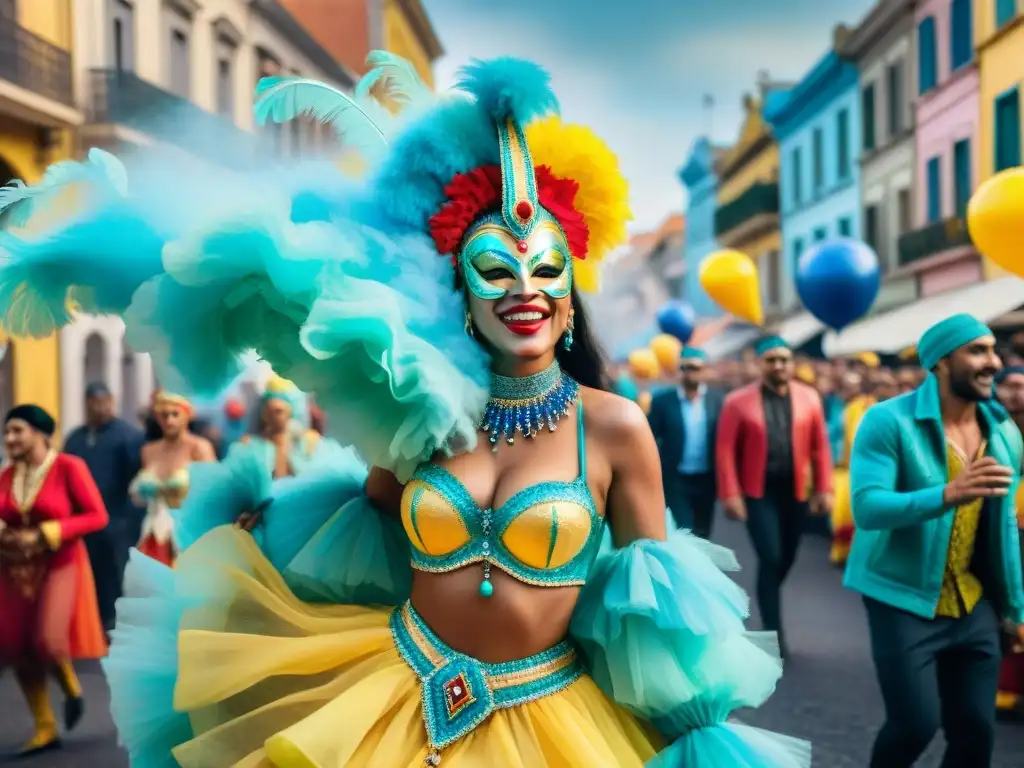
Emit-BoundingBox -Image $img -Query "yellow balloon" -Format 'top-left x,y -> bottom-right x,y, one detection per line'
637,390 -> 653,415
628,348 -> 660,380
649,334 -> 683,372
968,167 -> 1024,277
699,249 -> 764,325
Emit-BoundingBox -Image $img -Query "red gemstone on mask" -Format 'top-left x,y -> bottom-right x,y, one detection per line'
515,200 -> 533,220
517,239 -> 528,253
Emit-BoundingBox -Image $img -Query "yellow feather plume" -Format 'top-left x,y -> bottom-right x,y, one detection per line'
264,374 -> 298,395
525,117 -> 631,292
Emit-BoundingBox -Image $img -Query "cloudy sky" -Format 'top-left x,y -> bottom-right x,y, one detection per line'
421,0 -> 877,233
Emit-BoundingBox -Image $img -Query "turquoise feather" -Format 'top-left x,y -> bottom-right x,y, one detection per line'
355,50 -> 434,110
0,148 -> 127,228
254,76 -> 388,156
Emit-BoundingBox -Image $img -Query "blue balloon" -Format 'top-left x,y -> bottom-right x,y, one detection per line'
655,300 -> 696,343
796,238 -> 880,331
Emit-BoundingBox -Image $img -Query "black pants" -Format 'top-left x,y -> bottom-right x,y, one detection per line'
84,527 -> 124,632
744,480 -> 807,638
865,596 -> 1001,768
667,471 -> 716,539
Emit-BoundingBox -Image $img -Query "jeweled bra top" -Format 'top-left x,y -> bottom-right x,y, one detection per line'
400,398 -> 603,588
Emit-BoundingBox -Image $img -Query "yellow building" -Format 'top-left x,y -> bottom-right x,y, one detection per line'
976,1 -> 1024,279
383,0 -> 443,88
0,0 -> 79,424
713,88 -> 785,317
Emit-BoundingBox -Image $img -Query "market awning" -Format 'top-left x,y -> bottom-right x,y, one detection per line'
822,277 -> 1024,357
773,311 -> 825,348
704,323 -> 760,361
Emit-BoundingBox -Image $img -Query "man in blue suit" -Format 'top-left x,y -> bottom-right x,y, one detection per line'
647,347 -> 724,538
846,314 -> 1024,768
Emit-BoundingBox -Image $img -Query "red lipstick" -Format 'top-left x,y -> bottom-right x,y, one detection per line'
499,304 -> 550,336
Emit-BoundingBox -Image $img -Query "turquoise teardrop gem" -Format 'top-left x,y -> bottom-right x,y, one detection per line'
479,579 -> 493,598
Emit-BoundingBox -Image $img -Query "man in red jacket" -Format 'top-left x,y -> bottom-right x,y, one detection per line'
716,336 -> 833,656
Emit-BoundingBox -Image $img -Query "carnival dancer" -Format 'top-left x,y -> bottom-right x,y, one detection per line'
648,347 -> 724,538
846,315 -> 1024,768
716,336 -> 832,656
240,374 -> 342,478
129,392 -> 216,565
0,405 -> 108,755
995,365 -> 1024,715
0,53 -> 809,766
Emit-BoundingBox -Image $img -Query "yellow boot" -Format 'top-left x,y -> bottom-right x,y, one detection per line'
53,658 -> 85,730
14,665 -> 60,755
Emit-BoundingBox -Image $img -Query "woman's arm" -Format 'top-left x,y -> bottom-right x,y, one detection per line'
366,466 -> 404,521
39,455 -> 110,549
600,395 -> 667,546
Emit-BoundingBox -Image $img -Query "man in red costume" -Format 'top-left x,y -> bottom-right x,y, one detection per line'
0,404 -> 109,755
716,336 -> 833,657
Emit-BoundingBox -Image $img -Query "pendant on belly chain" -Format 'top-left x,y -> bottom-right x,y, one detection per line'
426,748 -> 441,765
479,509 -> 494,598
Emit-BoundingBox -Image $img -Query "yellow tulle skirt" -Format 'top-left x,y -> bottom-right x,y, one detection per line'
166,528 -> 660,767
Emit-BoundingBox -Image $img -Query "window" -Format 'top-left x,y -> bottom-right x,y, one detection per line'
995,87 -> 1021,172
812,128 -> 824,192
951,0 -> 973,70
918,17 -> 937,94
791,147 -> 803,207
216,58 -> 233,118
84,333 -> 108,387
997,0 -> 1017,28
864,205 -> 879,251
837,109 -> 850,179
887,61 -> 904,137
169,29 -> 190,97
838,217 -> 852,237
766,250 -> 781,307
813,226 -> 827,242
792,238 -> 804,273
109,0 -> 135,72
897,188 -> 912,235
862,84 -> 876,151
926,156 -> 942,223
953,139 -> 971,217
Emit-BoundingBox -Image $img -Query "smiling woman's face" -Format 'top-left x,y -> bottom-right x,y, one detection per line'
460,212 -> 572,362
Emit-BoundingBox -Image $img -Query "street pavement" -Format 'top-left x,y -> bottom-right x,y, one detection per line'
2,516 -> 1023,766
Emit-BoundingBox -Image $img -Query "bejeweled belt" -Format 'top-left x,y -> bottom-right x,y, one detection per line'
390,601 -> 583,764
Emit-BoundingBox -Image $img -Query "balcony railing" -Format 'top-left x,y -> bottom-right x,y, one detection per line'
0,21 -> 73,106
714,182 -> 779,238
86,68 -> 260,167
897,215 -> 972,267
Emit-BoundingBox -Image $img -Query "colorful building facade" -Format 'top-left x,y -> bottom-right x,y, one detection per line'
679,137 -> 723,318
765,26 -> 862,313
713,84 -> 786,318
899,0 -> 983,296
0,0 -> 79,426
977,0 -> 1024,280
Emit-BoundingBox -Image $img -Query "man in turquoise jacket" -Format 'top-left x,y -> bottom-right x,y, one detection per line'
845,314 -> 1024,768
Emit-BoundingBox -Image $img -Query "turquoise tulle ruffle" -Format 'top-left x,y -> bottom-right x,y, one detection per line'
571,530 -> 810,768
101,553 -> 193,768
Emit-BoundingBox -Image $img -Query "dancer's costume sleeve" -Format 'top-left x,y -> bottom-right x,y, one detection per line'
572,529 -> 811,767
39,455 -> 110,549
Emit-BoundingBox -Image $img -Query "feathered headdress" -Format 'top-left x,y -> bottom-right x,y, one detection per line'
254,52 -> 631,291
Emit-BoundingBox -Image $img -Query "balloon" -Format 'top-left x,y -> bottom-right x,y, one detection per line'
699,249 -> 764,325
614,374 -> 639,401
224,398 -> 247,421
796,238 -> 880,331
650,334 -> 683,371
637,391 -> 653,415
655,300 -> 696,343
627,349 -> 660,380
968,167 -> 1024,277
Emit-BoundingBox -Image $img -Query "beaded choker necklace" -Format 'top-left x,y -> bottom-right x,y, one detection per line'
481,361 -> 580,449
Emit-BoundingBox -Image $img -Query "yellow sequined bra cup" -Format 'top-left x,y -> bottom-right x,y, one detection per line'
400,400 -> 602,587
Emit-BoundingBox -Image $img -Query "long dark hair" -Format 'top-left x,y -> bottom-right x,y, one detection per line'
558,288 -> 609,391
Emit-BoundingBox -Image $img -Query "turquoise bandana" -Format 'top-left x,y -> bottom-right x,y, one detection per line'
755,336 -> 789,357
917,314 -> 993,370
680,347 -> 708,363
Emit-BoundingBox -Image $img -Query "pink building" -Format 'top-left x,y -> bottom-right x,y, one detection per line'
903,0 -> 981,296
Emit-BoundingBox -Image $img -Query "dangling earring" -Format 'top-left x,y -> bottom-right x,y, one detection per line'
563,309 -> 575,351
465,309 -> 474,338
